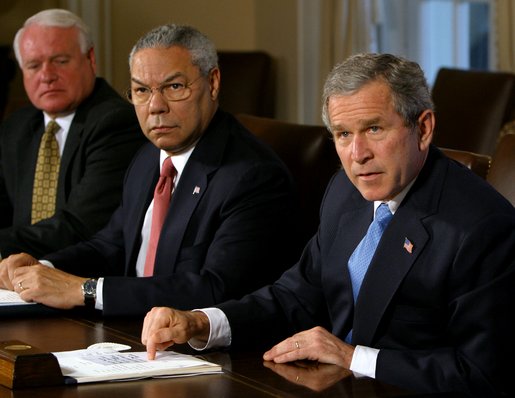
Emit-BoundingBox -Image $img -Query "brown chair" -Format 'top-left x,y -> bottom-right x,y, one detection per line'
439,147 -> 491,179
487,130 -> 515,206
218,51 -> 275,117
0,45 -> 16,121
432,67 -> 515,156
236,114 -> 340,244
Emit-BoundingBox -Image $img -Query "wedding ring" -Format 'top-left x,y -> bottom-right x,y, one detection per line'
18,281 -> 24,291
295,341 -> 300,349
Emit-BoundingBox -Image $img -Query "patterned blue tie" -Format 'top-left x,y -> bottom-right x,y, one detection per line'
345,203 -> 393,343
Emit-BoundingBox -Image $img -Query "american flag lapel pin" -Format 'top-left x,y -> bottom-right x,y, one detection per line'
192,186 -> 201,195
403,237 -> 414,254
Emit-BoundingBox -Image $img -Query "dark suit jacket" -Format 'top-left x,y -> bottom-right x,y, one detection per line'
44,110 -> 299,316
0,78 -> 145,257
219,146 -> 515,397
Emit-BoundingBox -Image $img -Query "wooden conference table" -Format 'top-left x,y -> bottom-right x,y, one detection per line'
0,309 -> 423,398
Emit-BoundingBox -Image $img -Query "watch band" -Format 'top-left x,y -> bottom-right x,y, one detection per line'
81,278 -> 97,308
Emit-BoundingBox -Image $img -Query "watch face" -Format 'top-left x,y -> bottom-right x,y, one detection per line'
83,280 -> 97,296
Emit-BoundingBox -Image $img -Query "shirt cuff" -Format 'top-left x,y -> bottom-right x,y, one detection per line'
38,260 -> 55,268
349,345 -> 379,378
95,277 -> 104,310
188,308 -> 231,351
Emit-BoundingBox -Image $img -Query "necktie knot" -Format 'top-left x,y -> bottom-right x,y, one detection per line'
46,120 -> 60,136
375,203 -> 393,226
161,157 -> 175,178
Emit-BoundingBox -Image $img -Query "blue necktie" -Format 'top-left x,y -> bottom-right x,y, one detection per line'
345,203 -> 393,343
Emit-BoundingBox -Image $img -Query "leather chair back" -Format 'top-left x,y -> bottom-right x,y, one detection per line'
439,147 -> 491,179
218,51 -> 275,118
487,128 -> 515,206
0,46 -> 16,121
432,67 -> 515,155
236,114 -> 340,244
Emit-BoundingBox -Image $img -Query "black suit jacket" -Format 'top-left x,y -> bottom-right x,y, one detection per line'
0,78 -> 145,257
219,146 -> 515,397
44,110 -> 299,316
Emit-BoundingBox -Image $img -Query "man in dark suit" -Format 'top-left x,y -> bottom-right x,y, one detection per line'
0,24 -> 298,317
0,9 -> 144,258
140,53 -> 515,397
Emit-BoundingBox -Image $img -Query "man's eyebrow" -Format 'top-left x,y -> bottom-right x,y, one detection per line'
130,73 -> 186,86
359,117 -> 382,126
330,117 -> 383,132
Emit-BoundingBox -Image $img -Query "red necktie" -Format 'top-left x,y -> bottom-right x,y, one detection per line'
143,157 -> 176,276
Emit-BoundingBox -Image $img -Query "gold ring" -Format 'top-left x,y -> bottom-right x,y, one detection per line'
18,281 -> 24,291
295,341 -> 300,349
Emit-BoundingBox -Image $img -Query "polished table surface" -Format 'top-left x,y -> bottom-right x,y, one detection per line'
0,311 -> 420,397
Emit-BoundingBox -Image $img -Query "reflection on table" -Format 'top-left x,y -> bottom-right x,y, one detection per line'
0,313 -> 414,397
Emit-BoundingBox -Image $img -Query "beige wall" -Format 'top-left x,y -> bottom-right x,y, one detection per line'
1,0 -> 300,122
0,0 -> 60,104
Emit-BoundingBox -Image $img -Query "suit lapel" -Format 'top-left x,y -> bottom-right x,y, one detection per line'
351,146 -> 445,345
151,111 -> 227,275
324,191 -> 372,336
353,211 -> 429,344
124,146 -> 160,271
18,114 -> 44,223
152,163 -> 209,273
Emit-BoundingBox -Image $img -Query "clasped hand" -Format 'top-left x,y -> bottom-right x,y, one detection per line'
0,253 -> 86,309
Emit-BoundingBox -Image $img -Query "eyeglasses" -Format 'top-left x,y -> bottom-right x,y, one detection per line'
126,75 -> 203,105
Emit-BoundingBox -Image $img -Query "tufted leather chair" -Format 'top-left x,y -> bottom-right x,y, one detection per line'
432,67 -> 515,156
236,114 -> 340,245
218,51 -> 275,118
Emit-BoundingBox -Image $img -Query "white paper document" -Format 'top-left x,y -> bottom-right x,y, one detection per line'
0,288 -> 35,306
53,348 -> 222,384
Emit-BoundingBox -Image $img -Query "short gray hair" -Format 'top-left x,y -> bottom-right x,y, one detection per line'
321,53 -> 433,131
13,9 -> 93,66
129,24 -> 218,76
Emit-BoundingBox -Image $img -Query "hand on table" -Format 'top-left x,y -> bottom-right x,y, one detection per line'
263,326 -> 355,368
11,261 -> 87,309
142,307 -> 210,360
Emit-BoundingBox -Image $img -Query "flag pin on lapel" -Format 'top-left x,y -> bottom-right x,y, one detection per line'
403,237 -> 414,254
192,186 -> 200,195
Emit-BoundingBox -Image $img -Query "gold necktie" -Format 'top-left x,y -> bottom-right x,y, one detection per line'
31,120 -> 61,224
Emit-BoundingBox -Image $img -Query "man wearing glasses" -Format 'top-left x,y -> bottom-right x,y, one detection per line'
0,24 -> 299,316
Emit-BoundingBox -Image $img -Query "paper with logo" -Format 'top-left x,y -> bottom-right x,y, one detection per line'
53,348 -> 222,384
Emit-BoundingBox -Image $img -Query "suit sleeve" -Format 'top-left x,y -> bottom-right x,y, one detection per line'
0,106 -> 144,258
375,214 -> 515,397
